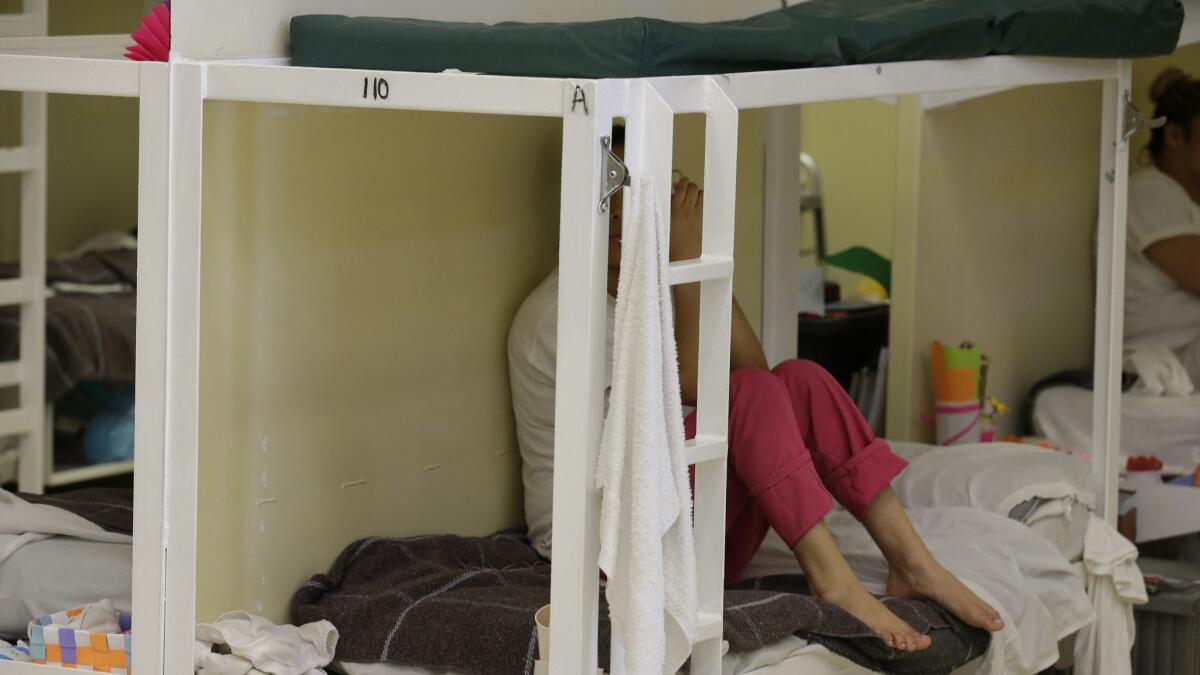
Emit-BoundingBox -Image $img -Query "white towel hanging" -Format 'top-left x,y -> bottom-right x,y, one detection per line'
596,175 -> 697,675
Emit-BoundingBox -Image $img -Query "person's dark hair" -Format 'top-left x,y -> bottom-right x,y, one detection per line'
1148,68 -> 1200,161
611,124 -> 625,147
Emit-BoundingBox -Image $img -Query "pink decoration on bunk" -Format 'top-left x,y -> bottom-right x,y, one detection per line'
125,1 -> 170,62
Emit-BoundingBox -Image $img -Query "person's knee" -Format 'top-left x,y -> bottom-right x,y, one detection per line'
772,359 -> 834,386
730,367 -> 782,398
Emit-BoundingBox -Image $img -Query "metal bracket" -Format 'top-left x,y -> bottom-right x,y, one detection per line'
599,136 -> 630,213
1123,93 -> 1165,142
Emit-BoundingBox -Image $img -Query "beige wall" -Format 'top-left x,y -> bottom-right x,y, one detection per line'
802,86 -> 1104,441
0,1 -> 144,258
899,83 -> 1103,440
195,105 -> 765,622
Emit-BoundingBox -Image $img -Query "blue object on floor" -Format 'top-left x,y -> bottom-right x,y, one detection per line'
83,411 -> 134,465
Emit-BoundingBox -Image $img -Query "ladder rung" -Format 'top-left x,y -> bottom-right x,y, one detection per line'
0,362 -> 21,388
668,256 -> 734,286
0,147 -> 33,174
0,279 -> 34,306
0,14 -> 34,38
47,460 -> 135,488
0,407 -> 36,437
686,434 -> 727,465
693,612 -> 723,643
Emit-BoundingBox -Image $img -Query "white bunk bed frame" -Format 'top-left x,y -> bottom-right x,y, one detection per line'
5,0 -> 1185,672
0,1 -> 169,672
0,1 -> 138,494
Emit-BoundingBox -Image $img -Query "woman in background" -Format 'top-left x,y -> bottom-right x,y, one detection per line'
1126,67 -> 1200,383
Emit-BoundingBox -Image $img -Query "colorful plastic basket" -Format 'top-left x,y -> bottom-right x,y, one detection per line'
28,607 -> 132,673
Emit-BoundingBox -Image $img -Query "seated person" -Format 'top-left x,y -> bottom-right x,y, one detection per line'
1126,67 -> 1200,384
507,127 -> 1003,652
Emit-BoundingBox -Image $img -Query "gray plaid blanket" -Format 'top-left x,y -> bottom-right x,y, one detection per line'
0,249 -> 136,401
20,487 -> 133,536
291,533 -> 988,675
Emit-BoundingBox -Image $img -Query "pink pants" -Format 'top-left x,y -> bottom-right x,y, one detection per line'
684,360 -> 908,584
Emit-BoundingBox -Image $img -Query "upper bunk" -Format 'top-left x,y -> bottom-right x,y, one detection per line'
167,0 -> 1183,116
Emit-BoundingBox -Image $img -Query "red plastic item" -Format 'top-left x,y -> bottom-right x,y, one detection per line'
1126,455 -> 1163,471
125,3 -> 170,62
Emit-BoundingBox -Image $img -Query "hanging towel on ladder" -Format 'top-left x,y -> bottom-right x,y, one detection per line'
597,175 -> 697,675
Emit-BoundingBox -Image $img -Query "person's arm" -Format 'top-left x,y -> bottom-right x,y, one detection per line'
671,178 -> 768,406
1145,234 -> 1200,298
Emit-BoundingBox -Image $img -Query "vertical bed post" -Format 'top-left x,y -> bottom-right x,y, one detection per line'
760,106 -> 801,367
162,61 -> 205,673
131,60 -> 171,675
689,77 -> 738,675
15,0 -> 47,494
1092,61 -> 1131,525
550,78 -> 615,675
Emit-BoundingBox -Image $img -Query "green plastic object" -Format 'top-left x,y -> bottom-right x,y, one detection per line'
823,246 -> 891,294
292,0 -> 1182,79
943,345 -> 983,373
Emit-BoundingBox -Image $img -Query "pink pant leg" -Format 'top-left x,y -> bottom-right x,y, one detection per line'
687,368 -> 835,583
771,359 -> 908,520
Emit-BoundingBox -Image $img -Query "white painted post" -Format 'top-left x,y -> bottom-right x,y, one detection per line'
549,78 -> 615,675
162,61 -> 205,673
131,60 -> 170,675
760,106 -> 801,367
688,77 -> 738,675
15,0 -> 48,495
1092,63 -> 1131,525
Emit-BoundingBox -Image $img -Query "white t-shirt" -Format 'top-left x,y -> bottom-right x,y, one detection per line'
1124,167 -> 1200,352
507,269 -> 615,558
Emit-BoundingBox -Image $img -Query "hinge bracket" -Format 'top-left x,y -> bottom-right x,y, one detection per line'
599,136 -> 630,213
1123,93 -> 1165,142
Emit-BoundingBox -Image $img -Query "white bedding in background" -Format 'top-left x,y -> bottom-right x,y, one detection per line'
888,441 -> 1096,515
1033,385 -> 1200,471
887,441 -> 1097,562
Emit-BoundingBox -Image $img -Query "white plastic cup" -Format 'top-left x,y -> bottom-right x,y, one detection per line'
935,400 -> 981,446
535,604 -> 551,661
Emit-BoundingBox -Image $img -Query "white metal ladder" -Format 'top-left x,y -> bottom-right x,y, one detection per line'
551,76 -> 738,675
1,0 -> 48,494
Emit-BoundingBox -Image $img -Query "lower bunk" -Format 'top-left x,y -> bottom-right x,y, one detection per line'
0,442 -> 1133,674
277,442 -> 1138,675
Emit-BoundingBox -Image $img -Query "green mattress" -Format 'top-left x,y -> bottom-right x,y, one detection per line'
290,0 -> 1183,79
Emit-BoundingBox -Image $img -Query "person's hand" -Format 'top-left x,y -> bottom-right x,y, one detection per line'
670,177 -> 703,261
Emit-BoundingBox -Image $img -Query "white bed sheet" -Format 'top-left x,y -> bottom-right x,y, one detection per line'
1033,385 -> 1200,471
743,507 -> 1092,675
336,638 -> 874,675
888,440 -> 1095,562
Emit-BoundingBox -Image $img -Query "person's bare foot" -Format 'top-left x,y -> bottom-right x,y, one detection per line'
813,574 -> 933,652
886,556 -> 1005,633
794,521 -> 931,652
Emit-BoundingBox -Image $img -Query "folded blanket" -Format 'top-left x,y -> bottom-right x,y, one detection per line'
291,533 -> 988,675
0,248 -> 137,288
0,248 -> 137,401
20,488 -> 133,536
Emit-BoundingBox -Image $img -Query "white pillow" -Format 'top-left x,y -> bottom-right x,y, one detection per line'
889,442 -> 1096,516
